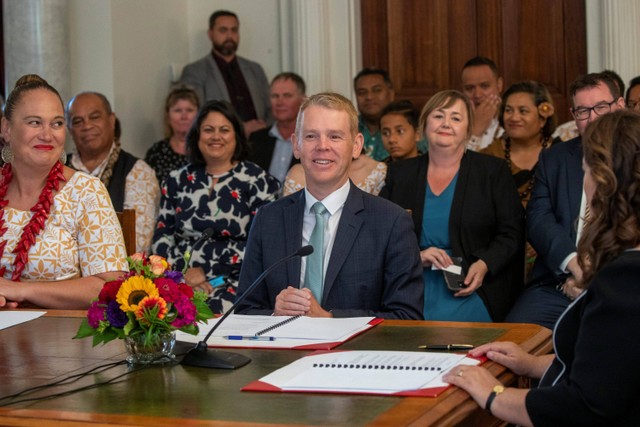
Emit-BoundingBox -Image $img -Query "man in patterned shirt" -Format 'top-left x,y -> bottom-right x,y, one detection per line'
66,92 -> 160,253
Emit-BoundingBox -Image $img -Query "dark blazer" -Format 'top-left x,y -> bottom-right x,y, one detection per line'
380,151 -> 525,321
526,251 -> 640,425
248,127 -> 298,172
180,54 -> 271,123
236,182 -> 424,319
527,136 -> 583,283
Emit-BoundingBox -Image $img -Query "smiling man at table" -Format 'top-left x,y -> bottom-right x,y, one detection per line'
236,92 -> 423,319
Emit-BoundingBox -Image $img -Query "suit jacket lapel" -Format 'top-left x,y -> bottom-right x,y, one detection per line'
284,191 -> 305,287
206,55 -> 230,99
323,184 -> 363,304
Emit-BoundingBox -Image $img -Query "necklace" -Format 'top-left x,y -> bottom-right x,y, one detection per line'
0,162 -> 67,281
503,136 -> 549,200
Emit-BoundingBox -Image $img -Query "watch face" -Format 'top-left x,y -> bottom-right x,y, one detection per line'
494,385 -> 505,393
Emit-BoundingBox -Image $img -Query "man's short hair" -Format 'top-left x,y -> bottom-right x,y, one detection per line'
462,56 -> 500,78
271,72 -> 306,95
295,92 -> 358,139
569,72 -> 621,103
209,10 -> 238,30
353,68 -> 392,88
601,69 -> 625,96
65,91 -> 113,124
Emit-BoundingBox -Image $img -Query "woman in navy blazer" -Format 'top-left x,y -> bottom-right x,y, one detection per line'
380,90 -> 524,321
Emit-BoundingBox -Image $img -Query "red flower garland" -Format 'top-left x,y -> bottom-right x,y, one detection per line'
0,162 -> 67,281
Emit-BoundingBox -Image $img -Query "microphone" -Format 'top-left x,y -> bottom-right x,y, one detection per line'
185,228 -> 214,269
180,245 -> 313,369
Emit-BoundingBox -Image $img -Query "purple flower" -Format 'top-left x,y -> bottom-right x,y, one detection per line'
87,301 -> 105,328
165,270 -> 183,282
106,300 -> 128,328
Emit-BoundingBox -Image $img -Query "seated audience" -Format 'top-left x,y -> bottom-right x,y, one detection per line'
460,56 -> 504,151
145,85 -> 200,184
481,81 -> 557,208
66,92 -> 160,254
152,100 -> 279,314
248,72 -> 305,185
380,100 -> 421,162
626,75 -> 640,111
445,109 -> 640,426
505,72 -> 625,329
0,75 -> 127,309
380,90 -> 524,322
283,151 -> 387,196
236,92 -> 424,319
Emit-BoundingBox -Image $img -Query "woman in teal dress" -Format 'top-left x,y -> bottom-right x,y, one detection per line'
381,91 -> 524,322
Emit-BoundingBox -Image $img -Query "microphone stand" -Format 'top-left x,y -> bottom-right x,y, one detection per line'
180,245 -> 313,369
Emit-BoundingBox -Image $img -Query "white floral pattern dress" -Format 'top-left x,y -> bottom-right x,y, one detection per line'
1,172 -> 128,280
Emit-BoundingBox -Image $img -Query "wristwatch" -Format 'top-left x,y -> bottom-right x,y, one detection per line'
485,384 -> 505,414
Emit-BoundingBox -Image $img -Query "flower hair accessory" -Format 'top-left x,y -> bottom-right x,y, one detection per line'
74,253 -> 214,347
538,102 -> 555,119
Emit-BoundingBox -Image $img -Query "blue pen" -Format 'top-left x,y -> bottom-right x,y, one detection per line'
224,335 -> 275,341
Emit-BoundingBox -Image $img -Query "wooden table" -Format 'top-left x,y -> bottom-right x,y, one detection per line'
0,310 -> 551,426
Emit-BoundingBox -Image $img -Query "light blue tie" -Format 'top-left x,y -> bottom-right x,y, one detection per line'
305,202 -> 328,301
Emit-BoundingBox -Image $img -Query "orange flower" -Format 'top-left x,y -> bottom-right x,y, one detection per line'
148,255 -> 169,276
135,295 -> 168,324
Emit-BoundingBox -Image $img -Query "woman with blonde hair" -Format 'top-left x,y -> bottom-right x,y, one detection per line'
381,90 -> 524,321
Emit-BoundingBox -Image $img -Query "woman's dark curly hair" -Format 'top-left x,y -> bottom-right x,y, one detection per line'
578,109 -> 640,286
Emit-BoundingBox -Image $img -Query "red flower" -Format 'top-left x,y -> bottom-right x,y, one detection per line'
176,207 -> 182,213
231,190 -> 239,199
187,173 -> 195,182
179,283 -> 194,299
231,254 -> 239,264
161,187 -> 167,196
221,230 -> 230,237
157,221 -> 165,229
99,278 -> 124,303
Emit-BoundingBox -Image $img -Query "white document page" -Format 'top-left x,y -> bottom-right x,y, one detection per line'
0,311 -> 46,330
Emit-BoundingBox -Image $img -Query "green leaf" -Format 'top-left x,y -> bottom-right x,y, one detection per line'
73,319 -> 96,339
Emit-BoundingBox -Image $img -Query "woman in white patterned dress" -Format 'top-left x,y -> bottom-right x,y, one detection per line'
0,75 -> 127,309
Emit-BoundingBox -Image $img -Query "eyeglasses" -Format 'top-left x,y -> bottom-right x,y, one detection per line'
571,99 -> 618,121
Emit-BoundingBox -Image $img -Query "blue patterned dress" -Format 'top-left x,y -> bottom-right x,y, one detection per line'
152,161 -> 280,314
421,174 -> 491,321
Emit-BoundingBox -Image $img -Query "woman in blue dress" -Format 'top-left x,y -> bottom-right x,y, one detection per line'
381,90 -> 524,321
152,100 -> 280,314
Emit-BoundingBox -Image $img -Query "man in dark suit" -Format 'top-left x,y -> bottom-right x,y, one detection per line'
180,10 -> 271,136
236,93 -> 424,319
506,72 -> 626,329
248,72 -> 305,184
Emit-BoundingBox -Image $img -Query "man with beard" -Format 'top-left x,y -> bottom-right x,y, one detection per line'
180,10 -> 271,136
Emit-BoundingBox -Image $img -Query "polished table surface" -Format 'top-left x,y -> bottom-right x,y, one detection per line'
0,310 -> 551,426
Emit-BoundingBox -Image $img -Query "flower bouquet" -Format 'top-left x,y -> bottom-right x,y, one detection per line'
74,253 -> 214,362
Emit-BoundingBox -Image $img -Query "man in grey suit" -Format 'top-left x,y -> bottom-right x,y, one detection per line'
236,93 -> 424,319
180,10 -> 271,136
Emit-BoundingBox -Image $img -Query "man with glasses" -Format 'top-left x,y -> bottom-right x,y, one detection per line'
506,72 -> 625,329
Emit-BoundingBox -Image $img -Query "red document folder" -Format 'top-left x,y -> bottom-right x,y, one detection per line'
242,350 -> 484,397
176,316 -> 383,350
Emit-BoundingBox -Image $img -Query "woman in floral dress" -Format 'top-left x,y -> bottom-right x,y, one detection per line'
152,100 -> 279,314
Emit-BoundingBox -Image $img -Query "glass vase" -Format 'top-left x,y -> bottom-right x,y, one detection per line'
123,332 -> 176,365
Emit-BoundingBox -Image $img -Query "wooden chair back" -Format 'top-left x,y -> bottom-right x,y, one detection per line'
116,209 -> 136,255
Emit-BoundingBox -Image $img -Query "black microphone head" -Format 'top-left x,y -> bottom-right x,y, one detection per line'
201,228 -> 214,238
297,245 -> 314,257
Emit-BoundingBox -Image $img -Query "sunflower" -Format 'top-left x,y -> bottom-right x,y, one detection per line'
116,276 -> 159,312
